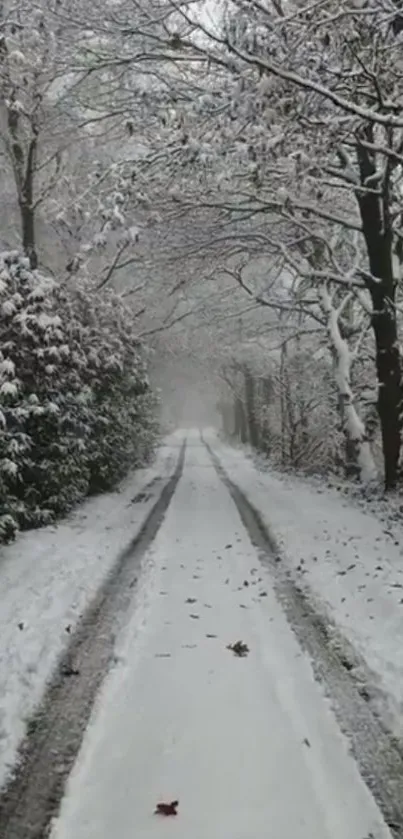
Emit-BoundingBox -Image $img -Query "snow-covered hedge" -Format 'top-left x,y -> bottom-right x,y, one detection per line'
0,252 -> 158,543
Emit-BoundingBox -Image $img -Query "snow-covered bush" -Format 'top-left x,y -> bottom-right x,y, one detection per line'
0,252 -> 158,542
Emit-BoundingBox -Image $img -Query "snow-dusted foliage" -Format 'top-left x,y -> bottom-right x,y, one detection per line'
115,0 -> 403,489
1,0 -> 401,494
0,252 -> 158,543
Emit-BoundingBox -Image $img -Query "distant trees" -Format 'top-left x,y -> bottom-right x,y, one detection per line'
219,345 -> 342,476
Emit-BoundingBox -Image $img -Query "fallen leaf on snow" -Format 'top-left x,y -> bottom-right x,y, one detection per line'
227,641 -> 249,657
61,665 -> 80,677
155,800 -> 179,817
358,685 -> 371,701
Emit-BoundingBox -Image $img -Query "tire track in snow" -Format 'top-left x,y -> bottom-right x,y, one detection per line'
204,437 -> 403,839
0,441 -> 186,839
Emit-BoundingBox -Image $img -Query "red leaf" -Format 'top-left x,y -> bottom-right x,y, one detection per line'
154,800 -> 179,817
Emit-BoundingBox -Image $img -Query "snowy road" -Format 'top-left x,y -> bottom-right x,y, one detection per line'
51,435 -> 392,839
0,438 -> 179,789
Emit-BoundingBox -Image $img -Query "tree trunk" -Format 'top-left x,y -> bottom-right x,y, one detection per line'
280,344 -> 287,465
6,98 -> 39,270
260,375 -> 273,453
234,396 -> 248,443
20,200 -> 37,269
356,128 -> 402,489
284,367 -> 297,465
371,291 -> 401,489
320,287 -> 377,484
20,137 -> 38,270
244,366 -> 259,448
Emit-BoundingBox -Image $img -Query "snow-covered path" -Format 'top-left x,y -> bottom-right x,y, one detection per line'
52,436 -> 391,839
0,436 -> 179,788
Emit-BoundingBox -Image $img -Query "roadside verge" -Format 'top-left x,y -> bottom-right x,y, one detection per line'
0,437 -> 184,791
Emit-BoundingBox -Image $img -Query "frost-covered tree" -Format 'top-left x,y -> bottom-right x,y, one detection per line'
124,0 -> 403,488
0,1 -> 145,284
0,0 -> 83,266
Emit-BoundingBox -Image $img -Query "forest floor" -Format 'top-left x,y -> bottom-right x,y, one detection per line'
0,431 -> 402,839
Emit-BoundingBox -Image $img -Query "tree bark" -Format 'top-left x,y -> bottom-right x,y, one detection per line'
371,290 -> 401,489
20,137 -> 38,269
280,344 -> 287,465
260,375 -> 273,453
7,98 -> 38,270
20,199 -> 37,269
234,395 -> 248,443
244,366 -> 259,448
320,287 -> 377,484
356,127 -> 402,489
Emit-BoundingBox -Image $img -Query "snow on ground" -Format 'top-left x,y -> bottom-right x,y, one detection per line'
0,437 -> 181,788
51,439 -> 390,839
206,433 -> 403,740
